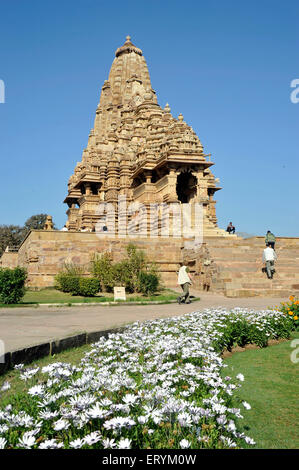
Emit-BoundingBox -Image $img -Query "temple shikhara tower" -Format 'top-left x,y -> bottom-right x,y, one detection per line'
64,36 -> 224,236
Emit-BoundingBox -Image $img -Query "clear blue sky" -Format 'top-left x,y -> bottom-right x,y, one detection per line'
0,0 -> 298,236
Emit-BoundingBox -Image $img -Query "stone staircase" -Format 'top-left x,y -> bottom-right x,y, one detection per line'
205,236 -> 299,297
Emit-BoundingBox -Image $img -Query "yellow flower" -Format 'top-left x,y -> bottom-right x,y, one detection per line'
289,295 -> 295,302
294,316 -> 298,320
288,311 -> 294,316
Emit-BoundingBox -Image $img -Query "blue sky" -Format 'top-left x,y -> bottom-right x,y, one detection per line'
0,0 -> 298,236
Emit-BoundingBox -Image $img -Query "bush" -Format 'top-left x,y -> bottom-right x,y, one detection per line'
279,295 -> 299,330
78,278 -> 100,297
0,266 -> 27,304
54,263 -> 85,293
91,253 -> 115,292
91,244 -> 160,294
138,271 -> 159,296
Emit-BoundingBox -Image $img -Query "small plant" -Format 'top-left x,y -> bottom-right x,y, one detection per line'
279,295 -> 299,330
78,278 -> 100,297
54,263 -> 85,293
91,244 -> 160,294
138,271 -> 159,296
91,252 -> 114,292
0,266 -> 27,304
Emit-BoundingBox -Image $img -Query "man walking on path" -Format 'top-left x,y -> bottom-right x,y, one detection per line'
262,243 -> 277,279
177,262 -> 193,304
265,230 -> 276,249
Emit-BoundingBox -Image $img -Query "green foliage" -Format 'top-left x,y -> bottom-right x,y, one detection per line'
0,225 -> 25,256
77,278 -> 100,297
91,244 -> 160,294
278,295 -> 299,330
138,270 -> 159,296
0,214 -> 57,257
0,266 -> 27,304
91,252 -> 115,292
55,263 -> 100,297
24,214 -> 48,231
55,263 -> 84,294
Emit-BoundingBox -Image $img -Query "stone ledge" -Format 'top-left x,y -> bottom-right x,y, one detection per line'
0,327 -> 127,376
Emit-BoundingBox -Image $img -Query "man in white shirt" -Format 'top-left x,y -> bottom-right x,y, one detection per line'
262,243 -> 277,279
177,262 -> 193,304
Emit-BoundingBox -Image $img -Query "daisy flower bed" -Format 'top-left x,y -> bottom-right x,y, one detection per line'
0,307 -> 293,450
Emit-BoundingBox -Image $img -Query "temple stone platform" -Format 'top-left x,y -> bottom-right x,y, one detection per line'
203,236 -> 299,297
1,230 -> 299,298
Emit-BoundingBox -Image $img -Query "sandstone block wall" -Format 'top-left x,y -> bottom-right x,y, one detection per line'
16,231 -> 186,289
0,252 -> 18,269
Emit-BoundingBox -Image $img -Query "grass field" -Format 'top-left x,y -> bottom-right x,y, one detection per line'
0,288 -> 195,307
223,331 -> 299,449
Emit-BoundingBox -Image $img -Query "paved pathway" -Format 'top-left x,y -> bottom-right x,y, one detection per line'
0,289 -> 285,353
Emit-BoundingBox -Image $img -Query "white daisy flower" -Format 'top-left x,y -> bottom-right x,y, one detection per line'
84,432 -> 102,446
39,439 -> 64,449
17,432 -> 36,449
102,438 -> 117,449
0,437 -> 7,449
69,438 -> 85,449
0,382 -> 11,392
180,439 -> 191,449
117,438 -> 132,449
53,418 -> 70,431
242,401 -> 251,410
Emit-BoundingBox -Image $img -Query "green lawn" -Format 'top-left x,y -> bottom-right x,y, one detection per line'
223,331 -> 299,449
0,288 -> 196,307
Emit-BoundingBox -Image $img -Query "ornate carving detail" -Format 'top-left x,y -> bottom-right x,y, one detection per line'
64,36 -> 221,234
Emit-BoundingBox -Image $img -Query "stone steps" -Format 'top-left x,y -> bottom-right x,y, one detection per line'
203,236 -> 299,297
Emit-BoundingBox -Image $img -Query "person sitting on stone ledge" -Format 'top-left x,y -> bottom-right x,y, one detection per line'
60,224 -> 68,231
226,222 -> 235,234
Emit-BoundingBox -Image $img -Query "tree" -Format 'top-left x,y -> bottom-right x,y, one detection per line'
24,214 -> 48,231
0,225 -> 26,256
0,214 -> 56,257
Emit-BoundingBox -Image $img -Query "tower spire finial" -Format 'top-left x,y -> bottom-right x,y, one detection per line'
126,35 -> 131,42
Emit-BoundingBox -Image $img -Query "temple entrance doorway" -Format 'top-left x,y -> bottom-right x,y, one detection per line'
176,171 -> 197,203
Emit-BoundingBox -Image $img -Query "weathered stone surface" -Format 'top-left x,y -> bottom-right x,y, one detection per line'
0,352 -> 11,375
11,343 -> 50,366
51,334 -> 87,355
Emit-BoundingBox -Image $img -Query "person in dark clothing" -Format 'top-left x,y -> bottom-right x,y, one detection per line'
265,231 -> 276,249
226,222 -> 235,234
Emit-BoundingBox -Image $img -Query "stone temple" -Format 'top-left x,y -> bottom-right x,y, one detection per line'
1,36 -> 299,297
64,36 -> 225,237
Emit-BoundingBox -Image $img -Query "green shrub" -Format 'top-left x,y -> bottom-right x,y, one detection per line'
138,270 -> 159,296
54,263 -> 85,293
91,252 -> 114,292
78,278 -> 100,297
0,266 -> 27,304
112,260 -> 133,292
91,244 -> 160,295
